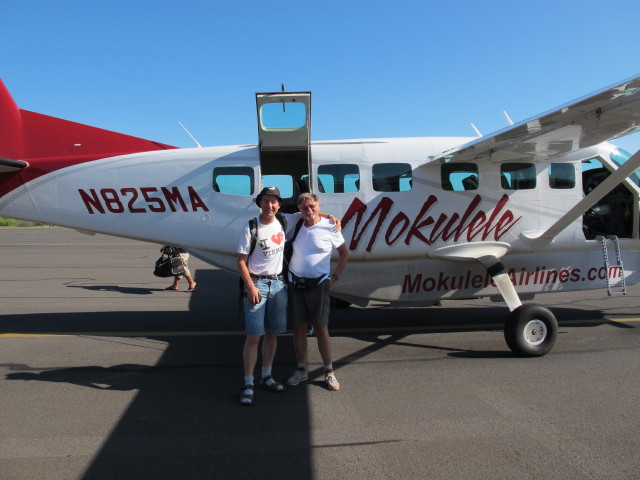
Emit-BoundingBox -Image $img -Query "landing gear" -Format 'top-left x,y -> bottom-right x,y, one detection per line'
504,304 -> 558,357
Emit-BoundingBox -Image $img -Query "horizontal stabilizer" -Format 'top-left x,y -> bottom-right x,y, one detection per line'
0,158 -> 28,173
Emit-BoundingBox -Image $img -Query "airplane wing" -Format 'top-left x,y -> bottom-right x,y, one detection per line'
436,74 -> 640,164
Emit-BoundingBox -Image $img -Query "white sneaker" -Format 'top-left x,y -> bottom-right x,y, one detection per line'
287,368 -> 308,386
324,370 -> 340,391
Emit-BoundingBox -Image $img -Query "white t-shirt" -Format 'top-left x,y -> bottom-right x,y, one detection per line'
237,213 -> 300,276
289,218 -> 345,278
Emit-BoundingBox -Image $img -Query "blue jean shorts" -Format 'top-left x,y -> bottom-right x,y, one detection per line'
243,278 -> 287,336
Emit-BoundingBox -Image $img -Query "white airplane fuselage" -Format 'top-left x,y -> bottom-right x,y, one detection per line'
1,137 -> 636,307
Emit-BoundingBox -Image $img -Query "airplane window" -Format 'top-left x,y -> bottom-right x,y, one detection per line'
260,102 -> 306,130
262,174 -> 294,198
372,163 -> 412,192
212,167 -> 254,195
441,163 -> 479,191
548,163 -> 575,189
610,148 -> 640,187
500,163 -> 536,190
317,164 -> 360,193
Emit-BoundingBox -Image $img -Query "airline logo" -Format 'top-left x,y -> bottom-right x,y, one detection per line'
342,194 -> 520,251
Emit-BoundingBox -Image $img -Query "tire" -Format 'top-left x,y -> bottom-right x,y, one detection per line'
504,303 -> 558,357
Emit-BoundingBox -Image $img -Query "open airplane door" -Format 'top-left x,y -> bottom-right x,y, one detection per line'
256,91 -> 311,212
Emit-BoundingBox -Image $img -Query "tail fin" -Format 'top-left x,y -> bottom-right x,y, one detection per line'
0,79 -> 24,168
0,78 -> 177,166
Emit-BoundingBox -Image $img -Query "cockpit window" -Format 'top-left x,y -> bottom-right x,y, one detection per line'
501,163 -> 536,190
372,163 -> 412,192
441,163 -> 479,191
212,167 -> 254,195
548,163 -> 575,189
610,147 -> 640,187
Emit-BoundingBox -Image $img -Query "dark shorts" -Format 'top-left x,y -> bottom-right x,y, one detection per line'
287,279 -> 331,327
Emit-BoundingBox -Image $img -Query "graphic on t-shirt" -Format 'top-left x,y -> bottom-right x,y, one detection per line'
272,232 -> 284,245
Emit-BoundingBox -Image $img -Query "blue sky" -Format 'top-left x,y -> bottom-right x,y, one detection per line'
2,0 -> 639,153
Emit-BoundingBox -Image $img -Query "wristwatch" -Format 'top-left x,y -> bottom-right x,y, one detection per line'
331,273 -> 339,281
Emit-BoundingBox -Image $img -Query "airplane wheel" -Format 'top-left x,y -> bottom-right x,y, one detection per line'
504,304 -> 558,357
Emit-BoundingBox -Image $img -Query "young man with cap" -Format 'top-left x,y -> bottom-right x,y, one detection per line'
236,186 -> 339,405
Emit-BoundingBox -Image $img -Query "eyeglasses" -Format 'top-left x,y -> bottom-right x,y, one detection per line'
300,204 -> 318,210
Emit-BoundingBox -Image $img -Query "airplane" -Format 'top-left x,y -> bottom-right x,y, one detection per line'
1,75 -> 639,357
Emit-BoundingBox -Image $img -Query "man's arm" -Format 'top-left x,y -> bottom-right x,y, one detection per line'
330,243 -> 349,288
237,253 -> 261,305
319,212 -> 341,231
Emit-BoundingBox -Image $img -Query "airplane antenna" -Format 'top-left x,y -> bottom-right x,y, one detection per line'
281,83 -> 286,112
503,110 -> 514,126
470,122 -> 482,137
178,121 -> 202,148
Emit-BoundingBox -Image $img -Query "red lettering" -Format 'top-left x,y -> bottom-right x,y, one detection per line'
121,188 -> 146,213
402,274 -> 422,293
342,197 -> 394,252
188,186 -> 209,212
78,189 -> 105,214
140,187 -> 166,212
342,194 -> 521,252
162,186 -> 188,212
385,213 -> 410,245
101,188 -> 124,213
404,195 -> 438,245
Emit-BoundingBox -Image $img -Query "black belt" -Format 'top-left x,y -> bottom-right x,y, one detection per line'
250,274 -> 284,281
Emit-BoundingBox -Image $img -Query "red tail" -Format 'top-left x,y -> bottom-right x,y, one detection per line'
0,78 -> 176,162
0,78 -> 177,197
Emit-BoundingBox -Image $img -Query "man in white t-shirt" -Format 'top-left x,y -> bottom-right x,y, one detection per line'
286,193 -> 349,391
236,187 -> 290,406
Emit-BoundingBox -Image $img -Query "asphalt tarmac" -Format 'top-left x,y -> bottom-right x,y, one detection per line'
1,228 -> 639,480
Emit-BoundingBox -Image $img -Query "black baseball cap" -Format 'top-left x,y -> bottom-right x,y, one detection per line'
255,186 -> 283,206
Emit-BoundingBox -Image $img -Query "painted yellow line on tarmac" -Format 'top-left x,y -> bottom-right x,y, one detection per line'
608,317 -> 640,323
0,331 -> 245,337
0,333 -> 73,337
2,317 -> 636,338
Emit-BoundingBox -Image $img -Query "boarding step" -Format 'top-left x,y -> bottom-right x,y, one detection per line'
597,235 -> 626,296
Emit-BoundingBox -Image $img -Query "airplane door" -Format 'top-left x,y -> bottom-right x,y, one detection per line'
256,91 -> 311,212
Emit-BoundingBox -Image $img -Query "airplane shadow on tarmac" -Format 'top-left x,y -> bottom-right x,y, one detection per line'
1,268 -> 627,479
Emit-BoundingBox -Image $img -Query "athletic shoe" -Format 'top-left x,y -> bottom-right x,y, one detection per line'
324,370 -> 340,391
287,368 -> 308,386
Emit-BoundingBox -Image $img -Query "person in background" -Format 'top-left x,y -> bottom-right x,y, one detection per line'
162,246 -> 197,292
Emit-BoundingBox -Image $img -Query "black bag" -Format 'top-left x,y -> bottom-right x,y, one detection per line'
289,272 -> 325,292
153,253 -> 173,277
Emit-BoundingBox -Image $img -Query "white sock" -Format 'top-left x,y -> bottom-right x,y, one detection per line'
324,364 -> 333,372
297,362 -> 307,371
244,375 -> 254,388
